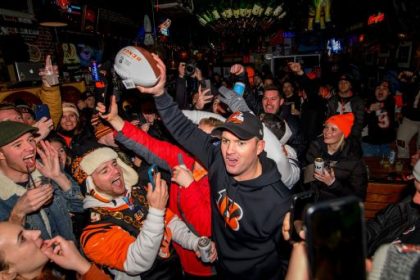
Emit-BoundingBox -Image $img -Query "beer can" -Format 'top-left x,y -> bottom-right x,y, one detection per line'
314,158 -> 325,174
198,237 -> 211,263
388,150 -> 396,165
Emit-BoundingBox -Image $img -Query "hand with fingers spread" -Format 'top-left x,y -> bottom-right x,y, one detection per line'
146,172 -> 169,210
41,236 -> 92,275
193,86 -> 213,110
36,140 -> 62,179
314,168 -> 336,186
37,140 -> 72,191
137,53 -> 167,97
34,117 -> 53,141
171,165 -> 194,188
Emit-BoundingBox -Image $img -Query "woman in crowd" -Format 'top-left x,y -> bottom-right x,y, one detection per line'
57,102 -> 94,151
305,112 -> 368,200
0,221 -> 110,280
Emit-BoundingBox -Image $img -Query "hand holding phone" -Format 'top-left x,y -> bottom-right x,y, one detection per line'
35,104 -> 51,121
146,168 -> 168,210
148,164 -> 159,191
304,196 -> 366,280
289,191 -> 316,242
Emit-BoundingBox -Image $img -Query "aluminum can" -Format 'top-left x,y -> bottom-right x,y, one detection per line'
388,150 -> 396,165
198,237 -> 211,263
314,158 -> 325,174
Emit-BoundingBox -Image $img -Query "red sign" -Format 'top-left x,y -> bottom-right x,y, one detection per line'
368,12 -> 385,25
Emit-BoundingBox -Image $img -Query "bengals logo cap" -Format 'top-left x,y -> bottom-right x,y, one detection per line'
211,111 -> 263,140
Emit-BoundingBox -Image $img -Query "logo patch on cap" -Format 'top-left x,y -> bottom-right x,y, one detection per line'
226,112 -> 244,124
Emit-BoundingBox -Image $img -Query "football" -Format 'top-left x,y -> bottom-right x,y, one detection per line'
113,46 -> 160,88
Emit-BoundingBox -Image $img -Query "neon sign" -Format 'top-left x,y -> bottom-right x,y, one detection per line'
368,12 -> 385,25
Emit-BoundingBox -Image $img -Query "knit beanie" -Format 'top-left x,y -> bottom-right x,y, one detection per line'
93,118 -> 114,140
71,145 -> 138,202
325,113 -> 355,138
62,102 -> 79,118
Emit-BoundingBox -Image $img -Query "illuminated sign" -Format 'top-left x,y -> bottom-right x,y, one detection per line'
368,12 -> 384,25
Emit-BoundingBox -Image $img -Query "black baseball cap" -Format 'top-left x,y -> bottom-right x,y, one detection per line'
212,111 -> 263,140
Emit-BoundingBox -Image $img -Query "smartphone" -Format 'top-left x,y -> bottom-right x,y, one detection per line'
91,60 -> 100,82
34,104 -> 51,121
148,164 -> 159,191
304,196 -> 366,280
289,190 -> 316,242
201,79 -> 211,90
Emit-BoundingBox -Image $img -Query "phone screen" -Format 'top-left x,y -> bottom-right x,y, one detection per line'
34,104 -> 51,121
305,196 -> 366,280
147,164 -> 159,191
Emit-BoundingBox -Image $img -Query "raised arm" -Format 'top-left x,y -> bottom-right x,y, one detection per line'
136,54 -> 217,169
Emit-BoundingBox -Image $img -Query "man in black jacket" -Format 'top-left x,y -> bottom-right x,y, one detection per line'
326,74 -> 365,139
137,54 -> 292,280
366,159 -> 420,256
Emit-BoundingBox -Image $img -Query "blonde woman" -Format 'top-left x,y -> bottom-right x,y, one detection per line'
304,113 -> 368,200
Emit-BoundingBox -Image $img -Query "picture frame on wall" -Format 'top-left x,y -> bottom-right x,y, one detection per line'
396,42 -> 412,68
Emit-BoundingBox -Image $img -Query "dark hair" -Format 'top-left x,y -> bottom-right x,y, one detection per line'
263,85 -> 283,98
260,113 -> 286,141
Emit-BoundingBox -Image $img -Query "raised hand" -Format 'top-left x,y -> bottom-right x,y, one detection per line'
137,53 -> 166,97
193,86 -> 213,110
96,95 -> 124,131
171,165 -> 194,188
34,117 -> 53,141
39,55 -> 59,87
230,64 -> 244,76
36,140 -> 61,179
146,172 -> 169,210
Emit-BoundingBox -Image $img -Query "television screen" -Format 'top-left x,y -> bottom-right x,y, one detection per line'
326,39 -> 343,55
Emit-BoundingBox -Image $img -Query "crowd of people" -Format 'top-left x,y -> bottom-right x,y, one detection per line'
0,51 -> 419,280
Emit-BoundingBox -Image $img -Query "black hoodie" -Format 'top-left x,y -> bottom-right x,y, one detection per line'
154,92 -> 292,279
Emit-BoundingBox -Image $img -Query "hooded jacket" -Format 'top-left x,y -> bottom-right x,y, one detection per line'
154,92 -> 292,279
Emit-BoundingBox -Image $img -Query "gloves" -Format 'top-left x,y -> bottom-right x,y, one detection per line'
218,86 -> 251,112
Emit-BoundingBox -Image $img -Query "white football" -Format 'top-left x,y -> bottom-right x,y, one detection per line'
114,46 -> 160,88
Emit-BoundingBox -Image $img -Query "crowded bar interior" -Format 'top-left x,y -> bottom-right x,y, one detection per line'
0,0 -> 420,279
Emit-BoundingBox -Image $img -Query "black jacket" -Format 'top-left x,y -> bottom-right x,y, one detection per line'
363,97 -> 396,145
154,92 -> 292,280
366,196 -> 420,256
327,94 -> 365,139
305,136 -> 367,200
